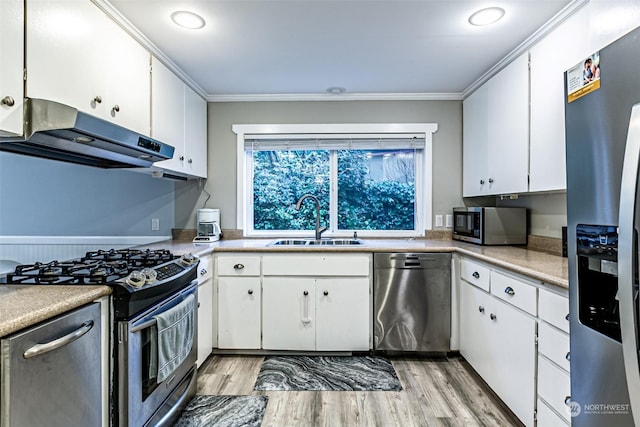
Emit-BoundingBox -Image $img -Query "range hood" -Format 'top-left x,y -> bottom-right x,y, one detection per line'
0,98 -> 174,168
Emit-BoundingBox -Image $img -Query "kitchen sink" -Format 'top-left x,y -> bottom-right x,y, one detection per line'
268,238 -> 365,246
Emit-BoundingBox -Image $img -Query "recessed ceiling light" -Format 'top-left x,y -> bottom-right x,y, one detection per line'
171,11 -> 206,30
468,7 -> 505,26
327,86 -> 346,95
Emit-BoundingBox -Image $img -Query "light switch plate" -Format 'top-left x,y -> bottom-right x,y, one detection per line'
445,214 -> 453,228
435,215 -> 443,227
151,218 -> 160,231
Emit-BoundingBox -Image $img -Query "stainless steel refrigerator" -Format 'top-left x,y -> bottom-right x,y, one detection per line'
565,26 -> 640,426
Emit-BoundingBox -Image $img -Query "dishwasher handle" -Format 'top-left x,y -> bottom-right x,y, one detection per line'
23,320 -> 94,359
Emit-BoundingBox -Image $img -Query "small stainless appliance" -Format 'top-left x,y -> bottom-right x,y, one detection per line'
374,253 -> 451,352
193,208 -> 221,243
452,207 -> 527,245
1,248 -> 200,427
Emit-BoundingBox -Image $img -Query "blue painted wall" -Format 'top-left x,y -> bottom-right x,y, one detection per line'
0,152 -> 175,236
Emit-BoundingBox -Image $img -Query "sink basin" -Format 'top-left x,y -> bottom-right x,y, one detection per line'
268,238 -> 365,246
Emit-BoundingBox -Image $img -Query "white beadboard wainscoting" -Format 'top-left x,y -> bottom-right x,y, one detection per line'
0,236 -> 171,267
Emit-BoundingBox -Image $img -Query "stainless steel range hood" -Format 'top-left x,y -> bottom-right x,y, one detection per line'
0,98 -> 174,168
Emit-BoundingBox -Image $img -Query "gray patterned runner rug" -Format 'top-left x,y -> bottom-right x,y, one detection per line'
253,355 -> 402,391
173,395 -> 268,427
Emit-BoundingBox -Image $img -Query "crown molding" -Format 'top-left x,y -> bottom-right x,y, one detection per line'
207,92 -> 463,103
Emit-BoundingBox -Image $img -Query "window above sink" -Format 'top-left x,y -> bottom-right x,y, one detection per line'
233,123 -> 438,239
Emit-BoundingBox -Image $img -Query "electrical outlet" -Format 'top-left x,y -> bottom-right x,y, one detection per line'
435,215 -> 443,227
151,218 -> 160,231
445,214 -> 453,228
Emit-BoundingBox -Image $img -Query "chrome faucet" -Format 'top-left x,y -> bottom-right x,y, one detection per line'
295,194 -> 327,240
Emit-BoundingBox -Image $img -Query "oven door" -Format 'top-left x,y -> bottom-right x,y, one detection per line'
116,281 -> 198,427
452,208 -> 482,244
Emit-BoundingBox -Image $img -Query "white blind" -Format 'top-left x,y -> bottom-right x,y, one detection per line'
244,133 -> 426,151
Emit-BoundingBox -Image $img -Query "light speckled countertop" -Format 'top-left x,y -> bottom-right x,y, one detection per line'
0,285 -> 111,337
0,238 -> 567,338
144,238 -> 569,289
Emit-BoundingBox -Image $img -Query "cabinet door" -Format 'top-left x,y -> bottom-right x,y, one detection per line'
151,57 -> 185,171
217,277 -> 261,349
103,16 -> 150,136
197,279 -> 213,366
489,297 -> 536,427
459,280 -> 493,381
262,277 -> 315,351
462,83 -> 489,197
316,278 -> 369,351
0,0 -> 24,137
529,7 -> 590,192
26,0 -> 106,115
184,86 -> 207,178
486,52 -> 530,195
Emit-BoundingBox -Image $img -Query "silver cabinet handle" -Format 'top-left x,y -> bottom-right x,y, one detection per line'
566,352 -> 571,361
200,268 -> 207,275
188,159 -> 193,164
302,290 -> 311,324
1,96 -> 15,107
93,95 -> 102,104
323,290 -> 329,296
565,313 -> 570,321
233,263 -> 244,270
23,321 -> 94,359
472,271 -> 480,279
490,313 -> 497,320
504,286 -> 515,296
488,178 -> 494,183
478,306 -> 485,313
564,396 -> 572,406
180,156 -> 185,161
197,302 -> 201,308
248,289 -> 253,295
111,104 -> 120,113
480,179 -> 485,185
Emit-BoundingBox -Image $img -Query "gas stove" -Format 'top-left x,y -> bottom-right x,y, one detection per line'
1,248 -> 200,319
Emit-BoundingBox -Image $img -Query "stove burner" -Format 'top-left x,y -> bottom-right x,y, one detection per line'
4,249 -> 181,286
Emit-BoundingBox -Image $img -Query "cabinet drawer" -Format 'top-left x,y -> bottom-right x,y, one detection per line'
262,254 -> 369,276
538,356 -> 571,424
460,258 -> 491,292
536,398 -> 569,427
538,321 -> 570,372
490,270 -> 537,315
539,288 -> 570,333
217,256 -> 261,276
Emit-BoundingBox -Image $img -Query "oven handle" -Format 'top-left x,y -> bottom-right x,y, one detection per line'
129,282 -> 197,334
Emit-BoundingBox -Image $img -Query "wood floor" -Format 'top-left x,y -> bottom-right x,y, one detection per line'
196,355 -> 523,427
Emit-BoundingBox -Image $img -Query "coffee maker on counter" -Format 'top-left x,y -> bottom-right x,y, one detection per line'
193,208 -> 222,242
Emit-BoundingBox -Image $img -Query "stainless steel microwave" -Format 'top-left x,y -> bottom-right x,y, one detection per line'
452,207 -> 527,245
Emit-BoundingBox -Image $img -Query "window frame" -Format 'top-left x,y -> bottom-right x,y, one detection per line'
232,123 -> 438,238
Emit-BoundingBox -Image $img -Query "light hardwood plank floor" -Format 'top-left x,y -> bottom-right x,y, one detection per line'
196,355 -> 523,427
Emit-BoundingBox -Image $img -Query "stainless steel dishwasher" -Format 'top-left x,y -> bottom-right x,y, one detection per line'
374,253 -> 451,352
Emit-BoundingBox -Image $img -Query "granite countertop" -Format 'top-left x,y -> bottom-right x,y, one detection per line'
144,238 -> 569,289
0,285 -> 111,337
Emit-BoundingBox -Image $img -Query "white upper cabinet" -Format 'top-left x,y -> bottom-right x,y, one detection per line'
0,0 -> 24,137
26,0 -> 150,136
463,53 -> 529,197
152,56 -> 208,178
529,7 -> 590,192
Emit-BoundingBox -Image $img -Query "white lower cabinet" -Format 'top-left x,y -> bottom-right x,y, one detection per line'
262,276 -> 370,351
196,255 -> 213,366
218,277 -> 261,349
459,257 -> 536,427
216,255 -> 262,350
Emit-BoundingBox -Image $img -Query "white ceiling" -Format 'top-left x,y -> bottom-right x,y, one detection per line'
107,0 -> 576,100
